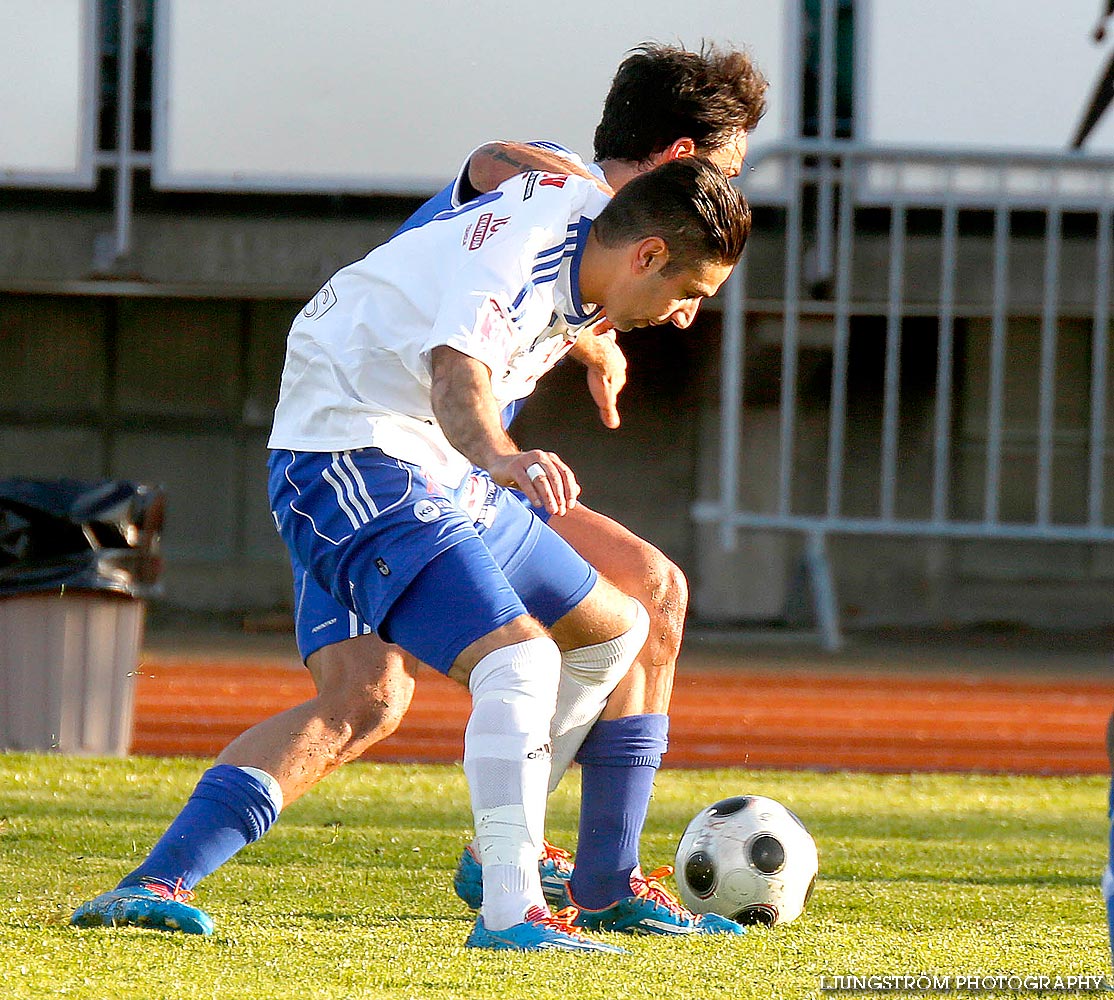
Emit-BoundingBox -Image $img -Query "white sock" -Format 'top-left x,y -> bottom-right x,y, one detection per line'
463,637 -> 560,931
548,600 -> 649,793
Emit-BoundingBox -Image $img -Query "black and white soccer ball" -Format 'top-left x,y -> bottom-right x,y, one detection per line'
674,794 -> 818,927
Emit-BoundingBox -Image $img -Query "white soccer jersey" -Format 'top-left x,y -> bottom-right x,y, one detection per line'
268,170 -> 610,487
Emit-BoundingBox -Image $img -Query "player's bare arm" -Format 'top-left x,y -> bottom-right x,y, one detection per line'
568,321 -> 627,429
429,345 -> 580,515
465,142 -> 614,199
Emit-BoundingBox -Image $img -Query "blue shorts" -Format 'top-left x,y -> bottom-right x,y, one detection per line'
268,448 -> 595,673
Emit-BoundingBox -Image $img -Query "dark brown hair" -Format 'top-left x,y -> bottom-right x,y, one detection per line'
592,156 -> 751,270
593,42 -> 768,163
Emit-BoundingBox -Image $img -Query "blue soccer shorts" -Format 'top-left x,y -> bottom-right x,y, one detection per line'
268,448 -> 596,674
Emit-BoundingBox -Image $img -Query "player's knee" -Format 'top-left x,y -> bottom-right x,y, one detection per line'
308,638 -> 416,751
470,635 -> 561,701
562,599 -> 649,691
644,551 -> 688,662
467,637 -> 562,754
450,615 -> 550,681
350,663 -> 415,744
330,680 -> 415,761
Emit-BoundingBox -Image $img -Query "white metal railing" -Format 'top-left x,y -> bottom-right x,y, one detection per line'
692,140 -> 1114,648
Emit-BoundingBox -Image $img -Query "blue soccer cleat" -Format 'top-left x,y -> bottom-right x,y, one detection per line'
453,839 -> 574,910
70,881 -> 215,935
465,905 -> 625,953
562,865 -> 747,936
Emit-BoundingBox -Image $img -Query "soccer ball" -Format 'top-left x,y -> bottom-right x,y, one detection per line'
674,794 -> 818,927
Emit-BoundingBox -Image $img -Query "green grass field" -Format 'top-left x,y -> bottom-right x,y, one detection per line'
0,753 -> 1106,999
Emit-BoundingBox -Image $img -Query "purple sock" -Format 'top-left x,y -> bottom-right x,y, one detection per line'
117,764 -> 281,892
568,714 -> 669,910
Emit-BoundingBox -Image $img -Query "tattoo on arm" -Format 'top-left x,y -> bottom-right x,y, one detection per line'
489,147 -> 539,174
466,142 -> 600,196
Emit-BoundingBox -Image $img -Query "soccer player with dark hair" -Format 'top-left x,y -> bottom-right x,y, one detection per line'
72,42 -> 768,943
74,156 -> 750,951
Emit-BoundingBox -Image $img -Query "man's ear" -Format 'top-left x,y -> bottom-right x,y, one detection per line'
634,236 -> 669,273
659,137 -> 697,162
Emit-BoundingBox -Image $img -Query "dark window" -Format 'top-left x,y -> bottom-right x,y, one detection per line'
801,0 -> 855,138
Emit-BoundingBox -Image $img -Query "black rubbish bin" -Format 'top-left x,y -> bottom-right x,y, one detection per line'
0,478 -> 164,755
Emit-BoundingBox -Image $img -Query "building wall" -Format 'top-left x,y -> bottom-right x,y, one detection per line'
7,212 -> 1114,629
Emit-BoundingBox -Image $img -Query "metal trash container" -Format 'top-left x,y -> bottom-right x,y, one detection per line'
0,478 -> 164,755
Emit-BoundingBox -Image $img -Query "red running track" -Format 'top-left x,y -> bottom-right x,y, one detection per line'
129,654 -> 1114,775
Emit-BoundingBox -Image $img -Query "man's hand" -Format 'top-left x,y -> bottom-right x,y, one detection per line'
569,322 -> 627,429
488,450 -> 581,517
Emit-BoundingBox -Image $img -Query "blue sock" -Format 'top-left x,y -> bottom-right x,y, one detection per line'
117,765 -> 282,892
568,714 -> 669,910
1106,779 -> 1114,964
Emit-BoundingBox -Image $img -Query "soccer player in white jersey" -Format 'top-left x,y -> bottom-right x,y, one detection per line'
73,156 -> 751,951
71,43 -> 768,943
